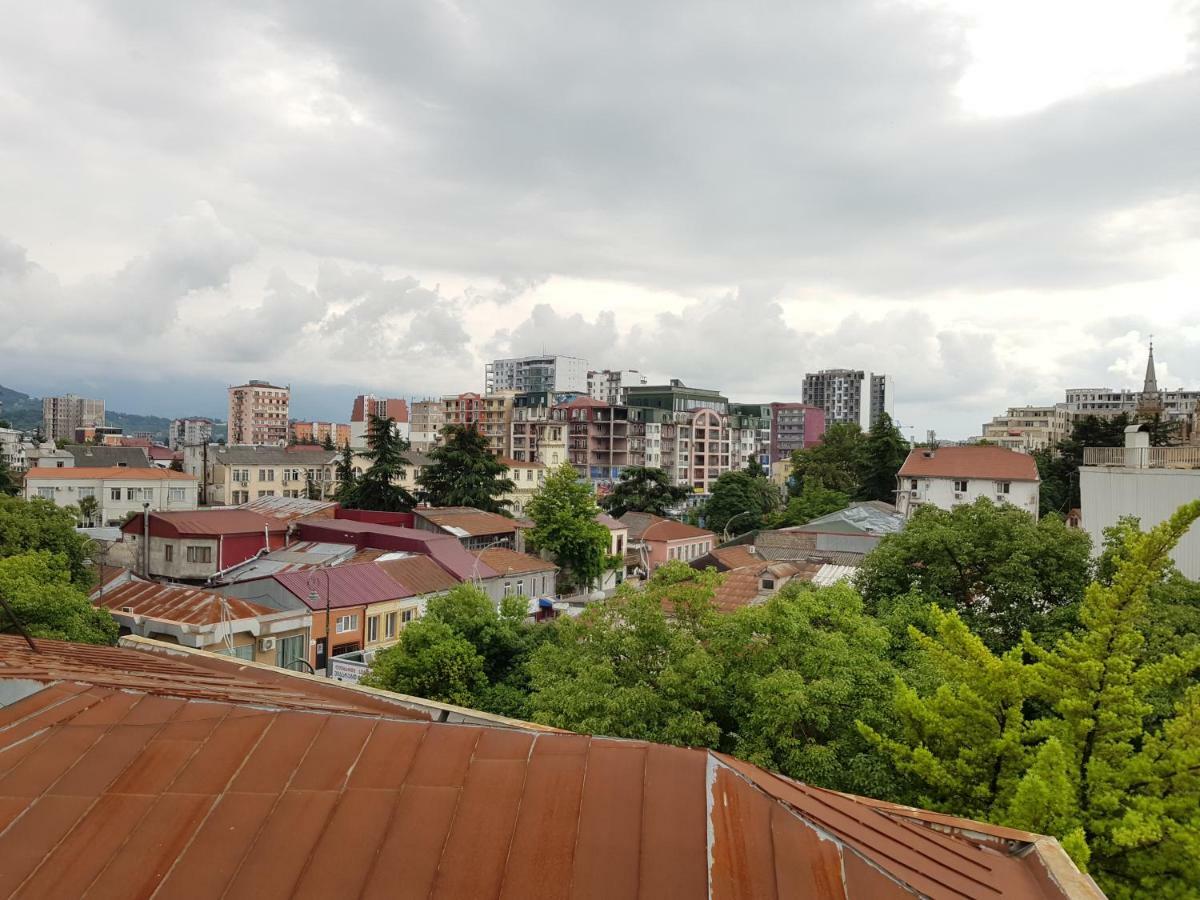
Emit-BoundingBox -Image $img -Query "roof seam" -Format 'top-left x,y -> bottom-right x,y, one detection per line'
426,727 -> 483,897
494,730 -> 538,898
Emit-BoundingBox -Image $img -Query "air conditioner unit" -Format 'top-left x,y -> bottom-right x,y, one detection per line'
239,481 -> 249,487
954,492 -> 965,499
258,637 -> 276,652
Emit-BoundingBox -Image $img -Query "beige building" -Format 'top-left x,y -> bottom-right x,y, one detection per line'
442,391 -> 516,456
980,405 -> 1074,451
23,466 -> 199,526
209,446 -> 338,505
501,458 -> 547,515
42,394 -> 105,442
409,399 -> 446,450
227,380 -> 290,446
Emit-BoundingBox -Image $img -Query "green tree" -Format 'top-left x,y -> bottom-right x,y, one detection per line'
862,502 -> 1200,897
599,466 -> 688,517
703,468 -> 780,537
322,431 -> 335,451
76,496 -> 99,527
0,552 -> 117,644
362,619 -> 486,707
346,414 -> 415,511
0,457 -> 19,497
304,470 -> 321,501
858,412 -> 909,503
528,563 -> 724,746
790,423 -> 867,495
0,495 -> 93,588
712,581 -> 902,796
771,482 -> 850,527
334,445 -> 357,504
525,463 -> 616,592
417,424 -> 515,513
168,457 -> 184,472
856,497 -> 1092,650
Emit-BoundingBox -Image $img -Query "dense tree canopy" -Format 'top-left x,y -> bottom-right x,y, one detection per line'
0,457 -> 19,497
859,412 -> 910,502
417,424 -> 515,513
703,467 -> 780,537
525,463 -> 616,592
599,465 -> 688,517
790,422 -> 866,495
856,497 -> 1093,650
770,482 -> 850,528
342,414 -> 416,512
0,552 -> 116,644
0,495 -> 92,588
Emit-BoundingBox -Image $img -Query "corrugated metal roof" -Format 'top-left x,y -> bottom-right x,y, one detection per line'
238,495 -> 339,521
295,518 -> 495,580
0,637 -> 1097,900
275,562 -> 413,609
788,501 -> 905,536
472,547 -> 557,576
416,506 -> 517,537
811,564 -> 858,586
376,555 -> 462,595
212,446 -> 339,465
620,511 -> 713,543
98,581 -> 277,625
123,509 -> 285,537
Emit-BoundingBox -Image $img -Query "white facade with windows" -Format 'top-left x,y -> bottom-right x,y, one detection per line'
23,467 -> 198,526
894,447 -> 1040,519
895,474 -> 1038,518
486,355 -> 589,395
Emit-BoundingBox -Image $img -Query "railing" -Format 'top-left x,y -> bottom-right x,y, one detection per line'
1083,446 -> 1200,469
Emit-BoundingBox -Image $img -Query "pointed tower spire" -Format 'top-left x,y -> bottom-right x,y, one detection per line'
1143,338 -> 1159,395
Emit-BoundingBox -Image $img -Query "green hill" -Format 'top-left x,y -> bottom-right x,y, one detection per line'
0,384 -> 172,441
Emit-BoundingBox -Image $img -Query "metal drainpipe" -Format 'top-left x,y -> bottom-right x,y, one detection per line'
141,502 -> 150,577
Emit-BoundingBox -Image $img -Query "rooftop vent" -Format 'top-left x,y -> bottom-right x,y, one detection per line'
120,606 -> 134,613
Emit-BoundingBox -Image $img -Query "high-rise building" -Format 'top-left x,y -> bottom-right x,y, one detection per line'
169,417 -> 214,450
349,395 -> 409,447
587,369 -> 648,405
485,355 -> 588,395
802,370 -> 893,430
410,399 -> 446,451
766,403 -> 826,463
227,381 -> 290,446
291,421 -> 351,447
41,394 -> 105,442
442,392 -> 516,456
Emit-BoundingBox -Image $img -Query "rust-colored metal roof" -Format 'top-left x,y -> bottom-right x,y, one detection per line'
898,446 -> 1040,482
97,581 -> 277,625
375,555 -> 462,595
416,506 -> 518,537
120,508 -> 286,538
472,547 -> 557,576
274,562 -> 413,609
620,511 -> 714,543
692,544 -> 759,572
0,639 -> 1096,899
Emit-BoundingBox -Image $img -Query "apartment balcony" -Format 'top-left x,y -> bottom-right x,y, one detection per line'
1083,447 -> 1200,469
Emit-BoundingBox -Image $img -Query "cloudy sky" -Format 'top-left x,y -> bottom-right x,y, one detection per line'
1,0 -> 1198,438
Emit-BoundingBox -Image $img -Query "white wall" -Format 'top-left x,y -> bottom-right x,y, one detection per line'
1080,467 -> 1200,578
25,475 -> 198,525
896,476 -> 1039,519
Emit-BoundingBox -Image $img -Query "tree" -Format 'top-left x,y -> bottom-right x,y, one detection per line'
1039,413 -> 1134,515
76,496 -> 99,527
0,458 -> 18,497
856,497 -> 1092,650
168,457 -> 183,472
334,445 -> 357,504
770,482 -> 850,528
322,431 -> 335,451
790,423 -> 867,495
528,564 -> 724,746
600,466 -> 688,517
858,412 -> 909,503
0,495 -> 93,588
304,470 -> 321,501
703,469 -> 780,537
861,502 -> 1200,896
417,424 -> 515,513
362,619 -> 486,707
525,463 -> 616,592
345,414 -> 415,511
0,552 -> 117,644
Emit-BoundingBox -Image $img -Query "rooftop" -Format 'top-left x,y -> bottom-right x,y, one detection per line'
898,446 -> 1040,482
472,546 -> 557,577
120,508 -> 284,537
237,494 -> 340,521
621,511 -> 714,543
274,563 -> 413,609
784,500 -> 904,536
415,506 -> 518,537
376,554 -> 463,595
0,635 -> 1096,899
62,445 -> 151,468
97,581 -> 277,626
25,466 -> 196,481
213,445 -> 337,466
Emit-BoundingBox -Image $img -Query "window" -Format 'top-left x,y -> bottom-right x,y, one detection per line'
169,487 -> 185,502
111,488 -> 122,501
275,634 -> 305,670
78,486 -> 95,499
953,480 -> 968,493
257,490 -> 275,498
401,608 -> 415,624
526,469 -> 533,481
164,545 -> 173,562
997,481 -> 1011,494
504,581 -> 513,596
384,612 -> 397,639
910,479 -> 918,490
185,545 -> 212,564
37,487 -> 54,499
367,616 -> 379,642
616,535 -> 624,554
335,614 -> 358,634
516,580 -> 526,596
126,488 -> 141,501
218,644 -> 254,661
143,489 -> 153,504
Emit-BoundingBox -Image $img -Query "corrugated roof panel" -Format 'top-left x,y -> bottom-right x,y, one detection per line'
274,563 -> 413,609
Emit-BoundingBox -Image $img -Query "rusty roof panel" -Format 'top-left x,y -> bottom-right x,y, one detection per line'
570,742 -> 646,900
709,764 -> 779,900
770,800 -> 849,899
361,785 -> 462,900
640,743 -> 709,899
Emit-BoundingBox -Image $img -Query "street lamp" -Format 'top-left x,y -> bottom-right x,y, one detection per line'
470,538 -> 513,588
722,509 -> 757,544
306,568 -> 334,678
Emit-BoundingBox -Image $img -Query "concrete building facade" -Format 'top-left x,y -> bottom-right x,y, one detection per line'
24,466 -> 198,526
587,369 -> 648,405
767,402 -> 826,463
980,405 -> 1075,451
207,446 -> 339,505
486,355 -> 588,395
349,395 -> 409,447
802,370 -> 893,431
227,380 -> 290,446
169,417 -> 214,450
895,446 -> 1039,519
41,394 -> 104,442
291,421 -> 351,448
409,399 -> 446,450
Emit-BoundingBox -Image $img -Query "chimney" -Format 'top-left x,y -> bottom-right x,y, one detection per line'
1124,424 -> 1150,467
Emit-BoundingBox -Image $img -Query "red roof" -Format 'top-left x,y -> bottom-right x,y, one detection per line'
25,466 -> 196,481
555,396 -> 609,409
472,547 -> 557,576
98,581 -> 278,625
120,509 -> 284,538
275,562 -> 413,609
416,506 -> 517,537
376,555 -> 462,595
622,512 -> 714,543
0,634 -> 1096,900
898,446 -> 1040,482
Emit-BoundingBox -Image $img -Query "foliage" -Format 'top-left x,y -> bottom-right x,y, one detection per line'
790,423 -> 867,495
345,414 -> 416,512
0,552 -> 117,644
0,458 -> 19,497
861,502 -> 1200,897
856,497 -> 1092,650
703,468 -> 780,537
417,424 -> 515,513
363,618 -> 486,708
76,496 -> 99,527
525,463 -> 616,592
859,412 -> 910,503
770,482 -> 850,528
322,432 -> 335,451
304,470 -> 321,501
334,445 -> 357,504
600,465 -> 688,517
0,495 -> 93,588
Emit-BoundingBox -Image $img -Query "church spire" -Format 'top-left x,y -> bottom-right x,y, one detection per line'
1143,339 -> 1159,395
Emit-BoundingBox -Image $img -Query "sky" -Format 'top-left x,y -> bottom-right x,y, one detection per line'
1,0 -> 1198,439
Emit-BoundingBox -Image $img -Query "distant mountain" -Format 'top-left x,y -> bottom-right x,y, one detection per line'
0,384 -> 172,441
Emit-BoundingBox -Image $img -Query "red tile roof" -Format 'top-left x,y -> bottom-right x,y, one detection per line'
275,562 -> 413,609
621,511 -> 714,543
898,446 -> 1040,481
692,544 -> 759,571
24,466 -> 197,481
97,581 -> 278,625
472,547 -> 557,576
0,635 -> 1096,900
376,555 -> 462,595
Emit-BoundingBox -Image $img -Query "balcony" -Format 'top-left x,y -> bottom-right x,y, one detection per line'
1083,446 -> 1200,469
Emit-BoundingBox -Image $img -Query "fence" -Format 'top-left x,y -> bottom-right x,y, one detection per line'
1083,446 -> 1200,469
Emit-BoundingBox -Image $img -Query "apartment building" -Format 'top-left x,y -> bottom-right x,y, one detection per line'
485,354 -> 588,394
509,405 -> 568,468
227,380 -> 290,445
588,369 -> 648,405
501,458 -> 547,514
767,402 -> 826,462
409,399 -> 446,450
802,370 -> 893,430
41,394 -> 104,442
980,405 -> 1074,451
208,445 -> 339,505
169,417 -> 213,450
0,427 -> 25,469
442,391 -> 515,456
895,446 -> 1039,519
24,466 -> 198,526
349,395 -> 409,447
626,380 -> 729,416
620,512 -> 715,573
291,421 -> 351,447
